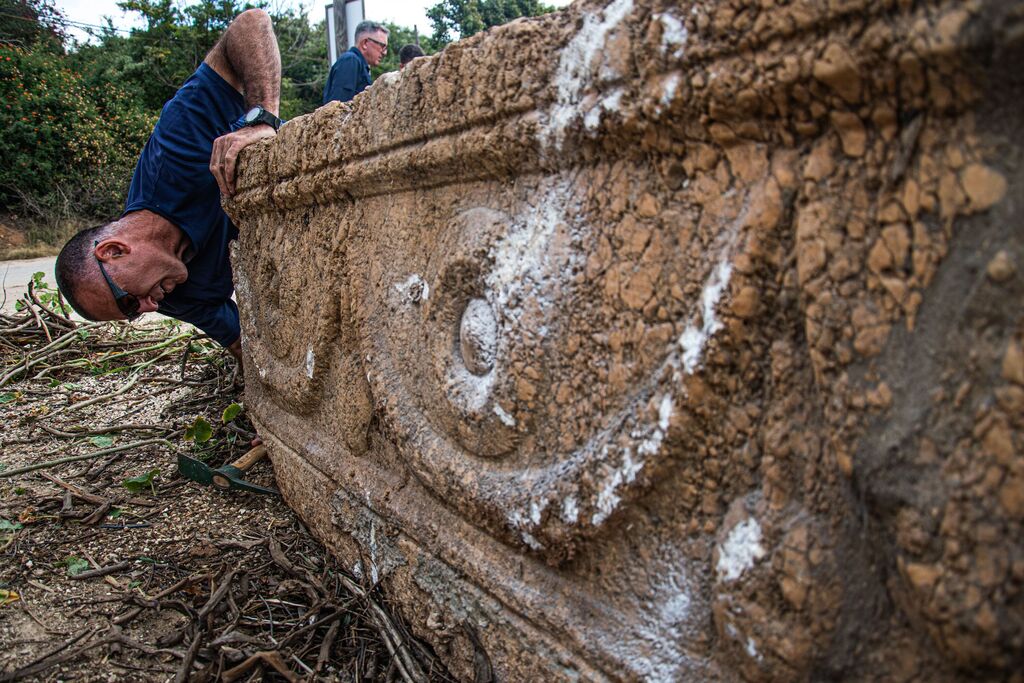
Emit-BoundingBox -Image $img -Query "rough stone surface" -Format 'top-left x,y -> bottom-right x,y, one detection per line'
225,0 -> 1024,679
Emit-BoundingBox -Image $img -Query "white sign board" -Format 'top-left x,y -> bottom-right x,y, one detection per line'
325,1 -> 366,65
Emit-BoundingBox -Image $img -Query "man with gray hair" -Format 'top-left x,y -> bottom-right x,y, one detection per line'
323,20 -> 389,104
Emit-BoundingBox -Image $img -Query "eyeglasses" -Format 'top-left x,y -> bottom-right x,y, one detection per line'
366,36 -> 388,51
94,241 -> 142,321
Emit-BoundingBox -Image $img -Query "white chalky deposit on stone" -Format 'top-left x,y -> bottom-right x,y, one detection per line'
369,521 -> 380,585
543,0 -> 635,148
561,496 -> 579,524
717,517 -> 766,582
507,510 -> 544,550
305,348 -> 314,379
584,87 -> 625,130
529,499 -> 547,526
638,393 -> 674,456
661,72 -> 681,106
486,179 -> 571,316
656,12 -> 688,55
394,273 -> 429,303
459,298 -> 497,376
600,566 -> 698,683
492,403 -> 516,427
564,231 -> 740,534
679,256 -> 733,374
591,392 -> 674,526
592,444 -> 643,525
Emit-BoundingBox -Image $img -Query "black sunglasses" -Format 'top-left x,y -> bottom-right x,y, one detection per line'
366,36 -> 388,50
94,240 -> 142,321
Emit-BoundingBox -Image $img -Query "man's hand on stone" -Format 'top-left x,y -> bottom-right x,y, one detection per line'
210,124 -> 276,196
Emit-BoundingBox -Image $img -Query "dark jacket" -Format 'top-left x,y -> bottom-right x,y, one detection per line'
323,47 -> 371,104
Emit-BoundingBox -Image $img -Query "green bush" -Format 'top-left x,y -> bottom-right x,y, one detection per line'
0,42 -> 155,226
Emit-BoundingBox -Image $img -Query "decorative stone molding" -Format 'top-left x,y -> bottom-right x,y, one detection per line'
227,0 -> 1023,678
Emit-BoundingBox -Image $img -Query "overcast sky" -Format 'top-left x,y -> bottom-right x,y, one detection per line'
55,0 -> 570,45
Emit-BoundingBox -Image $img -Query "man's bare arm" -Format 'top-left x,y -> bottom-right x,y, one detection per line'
207,9 -> 281,196
206,9 -> 280,113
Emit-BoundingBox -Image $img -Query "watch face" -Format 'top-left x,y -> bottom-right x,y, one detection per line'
244,107 -> 261,124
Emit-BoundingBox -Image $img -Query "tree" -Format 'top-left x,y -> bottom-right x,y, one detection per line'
1,0 -> 439,236
102,0 -> 248,110
426,0 -> 553,46
273,11 -> 329,118
70,1 -> 331,117
0,41 -> 155,223
0,0 -> 66,49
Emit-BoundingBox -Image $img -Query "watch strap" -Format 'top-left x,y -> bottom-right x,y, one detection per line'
244,106 -> 282,131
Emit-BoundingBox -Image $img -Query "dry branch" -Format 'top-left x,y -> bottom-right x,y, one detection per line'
0,438 -> 173,478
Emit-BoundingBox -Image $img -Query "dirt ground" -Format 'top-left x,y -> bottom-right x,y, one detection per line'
0,219 -> 59,263
0,285 -> 447,681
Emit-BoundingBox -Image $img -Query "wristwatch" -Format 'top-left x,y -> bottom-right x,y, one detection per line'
241,105 -> 283,131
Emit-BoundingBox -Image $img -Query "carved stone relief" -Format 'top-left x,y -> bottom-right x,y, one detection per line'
227,0 -> 1024,679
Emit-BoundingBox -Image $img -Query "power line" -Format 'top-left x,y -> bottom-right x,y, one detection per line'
0,9 -> 133,34
0,6 -> 328,74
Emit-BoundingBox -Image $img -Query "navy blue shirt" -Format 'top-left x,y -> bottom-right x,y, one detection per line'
124,63 -> 246,348
323,47 -> 371,104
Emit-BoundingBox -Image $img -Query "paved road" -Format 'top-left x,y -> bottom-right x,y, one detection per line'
1,256 -> 56,313
0,255 -> 182,327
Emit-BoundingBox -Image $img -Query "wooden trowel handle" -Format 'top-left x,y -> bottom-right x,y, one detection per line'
229,445 -> 267,472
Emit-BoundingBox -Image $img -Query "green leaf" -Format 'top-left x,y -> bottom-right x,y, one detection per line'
64,556 -> 90,576
122,468 -> 160,494
108,508 -> 122,519
221,403 -> 242,423
0,392 -> 18,404
89,435 -> 114,448
13,487 -> 26,495
184,416 -> 212,444
0,520 -> 23,532
32,271 -> 45,288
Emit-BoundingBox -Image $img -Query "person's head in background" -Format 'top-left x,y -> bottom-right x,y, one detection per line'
354,21 -> 390,67
399,43 -> 425,69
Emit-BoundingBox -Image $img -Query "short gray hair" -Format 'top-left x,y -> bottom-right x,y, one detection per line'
55,221 -> 116,321
354,21 -> 388,43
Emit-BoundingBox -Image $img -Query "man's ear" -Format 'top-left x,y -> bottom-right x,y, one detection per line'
94,238 -> 131,262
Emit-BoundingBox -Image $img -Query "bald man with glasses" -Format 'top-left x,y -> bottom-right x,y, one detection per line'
54,9 -> 283,362
323,20 -> 390,104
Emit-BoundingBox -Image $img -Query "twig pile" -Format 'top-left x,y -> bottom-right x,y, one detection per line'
1,533 -> 451,682
0,285 -> 453,681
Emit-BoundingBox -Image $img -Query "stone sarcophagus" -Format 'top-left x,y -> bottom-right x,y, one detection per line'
226,0 -> 1023,679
